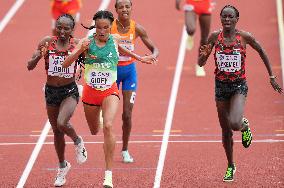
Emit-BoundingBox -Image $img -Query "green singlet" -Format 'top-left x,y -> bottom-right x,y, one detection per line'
84,34 -> 119,91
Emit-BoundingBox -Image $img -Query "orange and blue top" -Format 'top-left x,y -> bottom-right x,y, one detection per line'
111,19 -> 136,66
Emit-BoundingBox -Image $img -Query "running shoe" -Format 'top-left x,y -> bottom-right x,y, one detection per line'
241,118 -> 252,148
195,64 -> 206,77
186,35 -> 194,50
121,150 -> 134,163
75,136 -> 87,164
103,173 -> 113,188
54,161 -> 71,187
223,163 -> 236,182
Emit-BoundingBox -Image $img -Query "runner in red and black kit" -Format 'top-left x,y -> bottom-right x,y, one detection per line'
214,30 -> 248,102
198,5 -> 282,182
27,14 -> 87,187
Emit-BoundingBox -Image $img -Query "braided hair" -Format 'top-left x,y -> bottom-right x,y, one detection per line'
220,5 -> 239,18
81,10 -> 114,30
56,14 -> 76,29
115,0 -> 132,8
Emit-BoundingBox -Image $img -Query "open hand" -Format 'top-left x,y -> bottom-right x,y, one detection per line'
140,55 -> 158,65
39,42 -> 49,57
81,38 -> 90,51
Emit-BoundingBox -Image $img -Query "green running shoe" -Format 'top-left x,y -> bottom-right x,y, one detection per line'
241,118 -> 252,148
223,164 -> 236,182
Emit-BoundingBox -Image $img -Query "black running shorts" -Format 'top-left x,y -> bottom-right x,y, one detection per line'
215,79 -> 248,101
45,82 -> 79,107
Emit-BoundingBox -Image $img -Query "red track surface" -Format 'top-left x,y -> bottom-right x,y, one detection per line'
0,0 -> 283,187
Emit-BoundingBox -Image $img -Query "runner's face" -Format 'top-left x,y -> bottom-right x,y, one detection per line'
55,17 -> 73,41
95,18 -> 112,41
115,0 -> 132,20
220,8 -> 238,30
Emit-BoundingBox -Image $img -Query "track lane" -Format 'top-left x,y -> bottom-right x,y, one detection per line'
162,0 -> 284,187
1,0 -> 282,187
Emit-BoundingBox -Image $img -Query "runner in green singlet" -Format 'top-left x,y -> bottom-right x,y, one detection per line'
63,10 -> 156,188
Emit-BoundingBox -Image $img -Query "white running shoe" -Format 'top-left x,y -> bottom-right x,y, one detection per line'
195,65 -> 206,77
75,136 -> 87,164
54,161 -> 71,187
103,172 -> 113,188
121,150 -> 134,163
186,35 -> 194,50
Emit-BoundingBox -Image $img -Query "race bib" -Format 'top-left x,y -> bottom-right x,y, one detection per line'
48,54 -> 75,78
216,52 -> 241,72
119,43 -> 134,61
87,70 -> 113,90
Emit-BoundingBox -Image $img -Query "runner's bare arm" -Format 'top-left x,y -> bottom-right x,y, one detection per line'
27,36 -> 51,70
117,44 -> 155,64
198,31 -> 219,66
242,31 -> 282,93
242,31 -> 273,76
136,23 -> 159,60
112,34 -> 157,64
62,38 -> 90,68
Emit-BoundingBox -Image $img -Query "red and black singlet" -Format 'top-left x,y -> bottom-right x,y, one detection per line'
214,30 -> 246,82
45,36 -> 77,78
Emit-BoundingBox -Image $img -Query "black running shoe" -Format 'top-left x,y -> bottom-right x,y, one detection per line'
223,163 -> 236,182
241,118 -> 252,148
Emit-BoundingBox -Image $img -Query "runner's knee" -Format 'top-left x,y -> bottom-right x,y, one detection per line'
53,129 -> 64,137
222,129 -> 233,139
228,117 -> 242,131
90,125 -> 99,135
122,112 -> 132,124
57,118 -> 69,132
103,123 -> 113,136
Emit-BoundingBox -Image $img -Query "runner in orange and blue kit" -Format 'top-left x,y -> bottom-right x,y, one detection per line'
176,0 -> 215,76
111,0 -> 159,163
198,5 -> 282,182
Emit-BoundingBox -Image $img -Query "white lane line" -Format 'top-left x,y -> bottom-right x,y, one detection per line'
16,121 -> 51,188
16,1 -> 111,187
276,0 -> 284,88
153,26 -> 188,188
0,0 -> 25,33
3,139 -> 284,146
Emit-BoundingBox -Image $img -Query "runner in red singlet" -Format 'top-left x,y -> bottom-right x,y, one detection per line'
176,0 -> 215,76
50,0 -> 82,35
198,5 -> 282,182
27,14 -> 87,187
